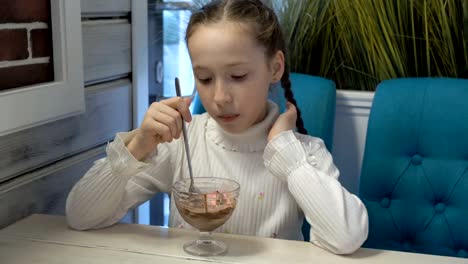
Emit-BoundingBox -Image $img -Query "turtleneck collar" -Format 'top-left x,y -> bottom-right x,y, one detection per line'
205,100 -> 279,153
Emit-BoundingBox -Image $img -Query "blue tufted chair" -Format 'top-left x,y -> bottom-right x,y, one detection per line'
359,78 -> 468,258
191,72 -> 337,241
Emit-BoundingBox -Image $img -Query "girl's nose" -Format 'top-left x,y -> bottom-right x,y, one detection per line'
213,81 -> 232,105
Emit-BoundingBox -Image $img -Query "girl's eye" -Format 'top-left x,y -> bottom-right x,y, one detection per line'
231,74 -> 247,81
198,78 -> 212,84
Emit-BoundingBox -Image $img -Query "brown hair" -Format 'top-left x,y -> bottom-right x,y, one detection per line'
185,0 -> 307,134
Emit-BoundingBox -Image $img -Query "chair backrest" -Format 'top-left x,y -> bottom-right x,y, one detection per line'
191,72 -> 337,241
359,78 -> 468,258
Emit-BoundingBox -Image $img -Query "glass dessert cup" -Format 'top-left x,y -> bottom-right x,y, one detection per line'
172,177 -> 240,256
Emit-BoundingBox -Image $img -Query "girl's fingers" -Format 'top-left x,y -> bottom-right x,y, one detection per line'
179,97 -> 193,121
152,103 -> 182,135
267,102 -> 298,142
284,102 -> 297,125
161,96 -> 193,122
153,112 -> 178,139
174,98 -> 191,139
141,96 -> 193,142
144,117 -> 173,142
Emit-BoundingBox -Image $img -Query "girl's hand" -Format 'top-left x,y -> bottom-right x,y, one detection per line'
268,102 -> 297,142
127,96 -> 192,161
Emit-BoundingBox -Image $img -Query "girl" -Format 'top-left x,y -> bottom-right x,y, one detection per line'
66,0 -> 368,255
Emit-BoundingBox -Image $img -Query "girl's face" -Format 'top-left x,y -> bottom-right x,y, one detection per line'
188,21 -> 284,134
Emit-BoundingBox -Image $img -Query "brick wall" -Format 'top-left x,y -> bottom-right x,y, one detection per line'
0,0 -> 54,92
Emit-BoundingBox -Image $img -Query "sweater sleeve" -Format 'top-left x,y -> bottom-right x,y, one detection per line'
66,129 -> 180,230
263,130 -> 369,254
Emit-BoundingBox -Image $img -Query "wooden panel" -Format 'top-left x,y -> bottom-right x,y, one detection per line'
0,146 -> 134,229
81,0 -> 131,17
82,20 -> 131,84
0,147 -> 104,228
0,79 -> 132,183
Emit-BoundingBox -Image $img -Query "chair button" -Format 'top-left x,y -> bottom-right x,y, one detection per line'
402,241 -> 412,251
411,154 -> 423,165
435,203 -> 445,213
380,197 -> 391,208
458,249 -> 468,258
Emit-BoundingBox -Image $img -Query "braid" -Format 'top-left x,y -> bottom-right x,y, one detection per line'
281,69 -> 308,135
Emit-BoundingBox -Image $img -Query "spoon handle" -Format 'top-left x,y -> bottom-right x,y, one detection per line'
175,78 -> 195,192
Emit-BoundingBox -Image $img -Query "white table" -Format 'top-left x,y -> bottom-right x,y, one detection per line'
0,214 -> 466,264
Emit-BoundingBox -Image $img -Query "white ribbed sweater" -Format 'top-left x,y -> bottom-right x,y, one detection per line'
66,102 -> 368,254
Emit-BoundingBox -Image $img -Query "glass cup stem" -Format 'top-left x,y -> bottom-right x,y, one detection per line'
199,231 -> 211,241
183,231 -> 228,256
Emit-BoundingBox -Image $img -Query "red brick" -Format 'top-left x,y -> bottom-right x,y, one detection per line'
0,0 -> 51,23
31,28 -> 52,58
0,63 -> 54,91
0,29 -> 29,61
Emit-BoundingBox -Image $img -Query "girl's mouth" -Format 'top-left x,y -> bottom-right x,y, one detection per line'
218,114 -> 239,122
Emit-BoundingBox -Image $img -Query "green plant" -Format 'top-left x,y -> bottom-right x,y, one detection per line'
277,0 -> 468,90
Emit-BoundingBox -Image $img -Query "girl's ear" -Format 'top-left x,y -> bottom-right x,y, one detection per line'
270,50 -> 285,83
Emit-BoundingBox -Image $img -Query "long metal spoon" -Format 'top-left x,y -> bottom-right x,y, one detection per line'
175,77 -> 197,193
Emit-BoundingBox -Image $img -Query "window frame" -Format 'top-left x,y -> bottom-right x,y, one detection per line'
0,0 -> 84,136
